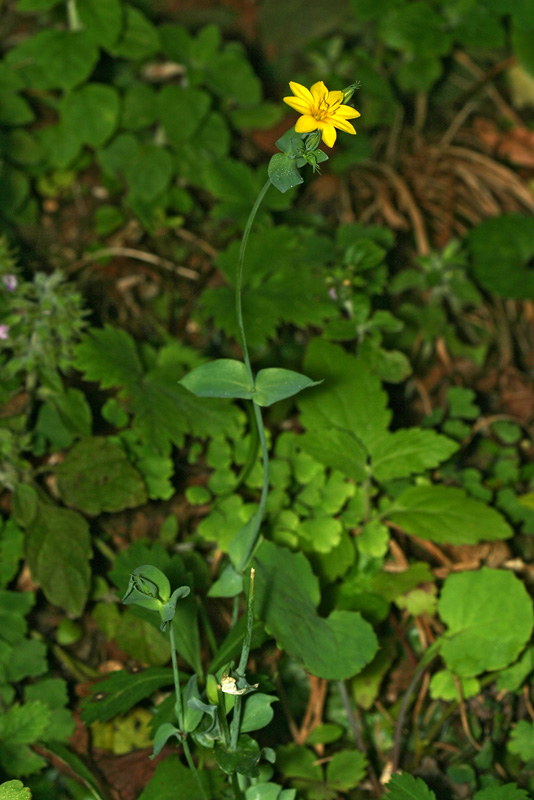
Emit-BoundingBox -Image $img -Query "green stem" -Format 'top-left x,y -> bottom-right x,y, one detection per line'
237,403 -> 270,571
168,622 -> 208,800
66,0 -> 82,30
230,569 -> 256,752
235,179 -> 271,385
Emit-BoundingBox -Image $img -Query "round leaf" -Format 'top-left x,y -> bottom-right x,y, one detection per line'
439,568 -> 534,676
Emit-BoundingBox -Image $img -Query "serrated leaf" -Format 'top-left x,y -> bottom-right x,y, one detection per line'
6,639 -> 47,683
384,773 -> 436,800
0,781 -> 32,800
298,427 -> 367,481
81,667 -> 174,724
253,368 -> 320,407
254,541 -> 378,680
74,326 -> 143,389
56,437 -> 147,515
25,503 -> 91,616
158,85 -> 211,145
439,568 -> 534,677
474,784 -> 530,800
0,701 -> 50,745
371,429 -> 458,482
468,214 -> 534,299
0,590 -> 34,645
180,359 -> 253,399
326,749 -> 367,791
298,339 -> 391,452
388,485 -> 513,544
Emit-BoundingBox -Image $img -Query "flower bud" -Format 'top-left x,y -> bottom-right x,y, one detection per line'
0,324 -> 9,341
342,83 -> 359,104
122,564 -> 171,611
305,129 -> 322,152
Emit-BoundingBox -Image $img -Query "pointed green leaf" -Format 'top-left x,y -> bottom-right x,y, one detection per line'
180,359 -> 253,399
389,485 -> 513,545
371,429 -> 458,482
384,773 -> 436,800
80,667 -> 174,724
0,781 -> 32,800
253,368 -> 321,407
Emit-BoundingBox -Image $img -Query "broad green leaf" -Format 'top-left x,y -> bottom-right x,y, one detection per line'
0,164 -> 29,215
474,785 -> 529,800
6,31 -> 99,91
81,667 -> 174,724
204,47 -> 262,105
509,721 -> 534,762
78,0 -> 123,48
276,744 -> 322,782
0,90 -> 35,126
121,84 -> 157,130
158,85 -> 211,145
74,326 -> 143,389
326,749 -> 367,791
123,144 -> 173,201
268,153 -> 303,193
299,516 -> 343,554
208,564 -> 244,598
371,429 -> 458,482
384,773 -> 436,800
497,647 -> 534,692
254,541 -> 377,680
138,755 -> 214,800
180,359 -> 253,399
0,701 -> 50,746
253,368 -> 320,407
0,519 -> 24,588
0,590 -> 34,645
240,693 -> 278,733
6,639 -> 47,682
0,781 -> 32,800
109,6 -> 160,60
298,340 -> 391,452
438,568 -> 534,676
56,437 -> 147,515
245,784 -> 283,800
379,3 -> 452,56
468,214 -> 534,299
61,85 -> 120,148
388,485 -> 513,544
298,427 -> 367,481
215,735 -> 274,778
25,503 -> 91,616
350,644 -> 396,710
37,742 -> 104,800
429,670 -> 479,702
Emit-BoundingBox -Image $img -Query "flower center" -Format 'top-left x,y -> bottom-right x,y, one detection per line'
313,95 -> 341,121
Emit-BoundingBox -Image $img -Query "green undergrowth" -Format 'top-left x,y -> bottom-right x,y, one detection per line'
2,0 -> 534,798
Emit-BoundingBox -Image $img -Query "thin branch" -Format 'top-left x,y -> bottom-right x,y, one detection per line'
73,247 -> 199,280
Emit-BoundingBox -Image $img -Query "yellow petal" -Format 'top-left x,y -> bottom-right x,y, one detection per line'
295,114 -> 320,133
331,117 -> 356,134
335,104 -> 361,119
284,96 -> 313,114
310,81 -> 328,103
288,81 -> 314,104
327,90 -> 344,105
321,123 -> 337,148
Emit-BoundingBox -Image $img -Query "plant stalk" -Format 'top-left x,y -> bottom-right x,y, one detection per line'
230,569 -> 256,752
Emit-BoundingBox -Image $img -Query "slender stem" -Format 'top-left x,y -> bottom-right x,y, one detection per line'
169,621 -> 208,800
235,179 -> 271,384
238,404 -> 269,571
231,570 -> 256,752
217,686 -> 231,749
391,645 -> 439,772
231,773 -> 244,800
66,0 -> 82,30
169,622 -> 184,729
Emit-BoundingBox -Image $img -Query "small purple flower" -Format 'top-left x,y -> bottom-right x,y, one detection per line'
328,287 -> 338,301
2,275 -> 18,291
0,324 -> 9,340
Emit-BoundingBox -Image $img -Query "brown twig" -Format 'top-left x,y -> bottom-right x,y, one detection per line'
73,247 -> 199,280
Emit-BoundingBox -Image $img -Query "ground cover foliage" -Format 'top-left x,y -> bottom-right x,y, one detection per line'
2,0 -> 534,797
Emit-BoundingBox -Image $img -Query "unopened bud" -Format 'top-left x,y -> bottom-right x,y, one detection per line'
2,275 -> 18,291
0,324 -> 9,341
305,129 -> 321,152
342,83 -> 359,104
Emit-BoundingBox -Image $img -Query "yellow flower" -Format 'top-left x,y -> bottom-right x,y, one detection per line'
283,80 -> 361,148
